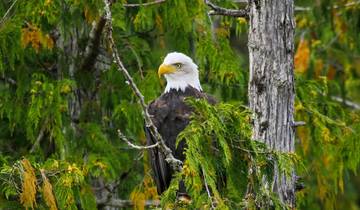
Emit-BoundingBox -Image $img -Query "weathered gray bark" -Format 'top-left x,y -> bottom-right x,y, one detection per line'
248,0 -> 296,207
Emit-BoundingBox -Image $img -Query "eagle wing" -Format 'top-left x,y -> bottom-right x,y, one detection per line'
145,97 -> 173,194
145,87 -> 216,195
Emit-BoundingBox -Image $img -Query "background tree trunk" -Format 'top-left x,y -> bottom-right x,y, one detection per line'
247,0 -> 296,206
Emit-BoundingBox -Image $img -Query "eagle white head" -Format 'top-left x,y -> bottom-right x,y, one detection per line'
158,52 -> 202,93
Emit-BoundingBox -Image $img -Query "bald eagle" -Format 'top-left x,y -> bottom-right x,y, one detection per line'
146,52 -> 216,197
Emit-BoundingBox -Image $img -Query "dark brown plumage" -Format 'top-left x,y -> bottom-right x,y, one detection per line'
146,86 -> 216,195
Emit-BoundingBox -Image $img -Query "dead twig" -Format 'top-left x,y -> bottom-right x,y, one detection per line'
123,0 -> 166,7
295,0 -> 360,12
30,124 -> 47,153
204,0 -> 248,18
0,0 -> 18,27
103,0 -> 182,171
118,129 -> 159,149
97,198 -> 160,208
292,121 -> 306,127
0,76 -> 17,85
202,167 -> 216,210
331,96 -> 360,110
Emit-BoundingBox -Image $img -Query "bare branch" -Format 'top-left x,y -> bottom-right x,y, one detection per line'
123,0 -> 166,7
202,167 -> 216,210
331,96 -> 360,110
295,1 -> 360,12
0,76 -> 17,85
292,121 -> 306,127
295,6 -> 311,12
204,0 -> 248,18
0,0 -> 18,27
117,129 -> 159,149
333,0 -> 360,9
30,124 -> 46,153
233,0 -> 248,3
103,0 -> 182,171
97,198 -> 160,208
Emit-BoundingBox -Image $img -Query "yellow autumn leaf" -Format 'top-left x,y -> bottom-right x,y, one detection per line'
317,173 -> 328,201
333,10 -> 347,44
93,161 -> 107,170
84,6 -> 97,23
237,17 -> 247,25
314,59 -> 324,78
44,34 -> 54,49
295,103 -> 304,112
311,39 -> 321,48
21,27 -> 41,52
321,127 -> 333,143
297,126 -> 310,154
143,175 -> 159,200
20,159 -> 37,210
130,191 -> 146,210
129,174 -> 159,210
338,162 -> 344,193
60,84 -> 72,94
183,163 -> 191,176
21,23 -> 54,52
322,155 -> 332,168
327,65 -> 337,80
294,39 -> 310,74
41,170 -> 58,210
296,16 -> 308,29
155,14 -> 165,49
45,0 -> 52,6
215,27 -> 230,38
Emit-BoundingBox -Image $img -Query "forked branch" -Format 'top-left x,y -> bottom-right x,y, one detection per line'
204,0 -> 248,18
103,0 -> 182,172
118,129 -> 159,150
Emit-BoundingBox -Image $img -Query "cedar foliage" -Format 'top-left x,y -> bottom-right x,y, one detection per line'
0,0 -> 359,209
20,159 -> 37,209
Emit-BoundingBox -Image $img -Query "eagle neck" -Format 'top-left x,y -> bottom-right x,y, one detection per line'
164,73 -> 202,93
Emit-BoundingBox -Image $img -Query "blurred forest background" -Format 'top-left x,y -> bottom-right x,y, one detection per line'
0,0 -> 359,209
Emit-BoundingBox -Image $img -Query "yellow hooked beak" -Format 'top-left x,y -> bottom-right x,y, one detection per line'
158,64 -> 176,78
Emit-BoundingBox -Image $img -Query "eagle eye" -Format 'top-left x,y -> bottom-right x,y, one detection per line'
173,63 -> 183,69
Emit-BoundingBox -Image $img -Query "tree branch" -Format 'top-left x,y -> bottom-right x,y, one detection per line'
103,0 -> 182,172
292,121 -> 306,127
233,0 -> 248,3
30,124 -> 46,153
0,0 -> 18,27
331,96 -> 360,110
202,167 -> 216,210
204,0 -> 248,18
118,129 -> 159,149
81,15 -> 107,72
97,198 -> 160,208
123,0 -> 166,7
0,76 -> 17,86
294,1 -> 360,12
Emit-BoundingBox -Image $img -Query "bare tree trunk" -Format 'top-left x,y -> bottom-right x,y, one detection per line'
248,0 -> 296,207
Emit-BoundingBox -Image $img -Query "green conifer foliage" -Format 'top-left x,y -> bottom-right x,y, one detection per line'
0,0 -> 359,209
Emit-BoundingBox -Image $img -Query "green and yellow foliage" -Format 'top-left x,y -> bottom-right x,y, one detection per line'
20,159 -> 37,210
41,169 -> 58,210
0,0 -> 359,209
